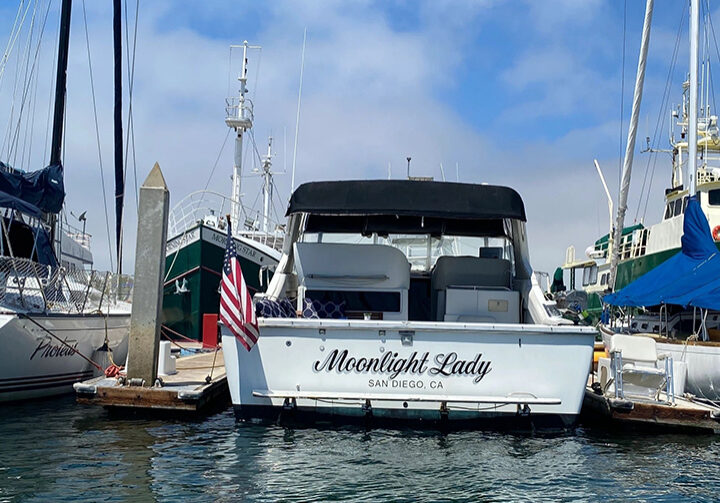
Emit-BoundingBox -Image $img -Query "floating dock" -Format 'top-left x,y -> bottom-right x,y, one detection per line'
74,348 -> 228,414
582,386 -> 720,434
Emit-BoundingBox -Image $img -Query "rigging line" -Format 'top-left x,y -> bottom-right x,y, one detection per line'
21,0 -> 45,172
618,0 -> 627,192
42,9 -> 59,164
707,7 -> 720,113
636,3 -> 686,221
10,0 -> 38,167
0,0 -> 33,90
1,3 -> 27,160
202,129 -> 232,192
8,0 -> 50,167
18,0 -> 39,171
291,27 -> 307,194
122,0 -> 140,211
25,19 -> 42,172
82,0 -> 114,272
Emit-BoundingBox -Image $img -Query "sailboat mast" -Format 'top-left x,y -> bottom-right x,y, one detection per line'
688,0 -> 699,195
113,0 -> 124,273
48,0 -> 72,253
608,0 -> 654,291
49,0 -> 72,167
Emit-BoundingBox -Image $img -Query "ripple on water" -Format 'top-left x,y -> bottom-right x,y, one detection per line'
1,397 -> 720,502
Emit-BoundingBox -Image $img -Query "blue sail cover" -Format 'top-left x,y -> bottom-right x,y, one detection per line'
0,162 -> 65,214
604,196 -> 720,310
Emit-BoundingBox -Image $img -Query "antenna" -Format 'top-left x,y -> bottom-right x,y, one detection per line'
455,162 -> 459,182
406,157 -> 411,179
439,162 -> 446,181
388,162 -> 391,179
291,28 -> 307,194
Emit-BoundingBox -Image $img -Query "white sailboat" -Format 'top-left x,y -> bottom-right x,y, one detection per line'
0,0 -> 131,402
222,180 -> 596,430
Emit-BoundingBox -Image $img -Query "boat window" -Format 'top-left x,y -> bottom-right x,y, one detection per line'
673,198 -> 682,216
664,204 -> 672,219
582,264 -> 598,286
302,232 -> 515,273
710,189 -> 720,206
683,196 -> 689,213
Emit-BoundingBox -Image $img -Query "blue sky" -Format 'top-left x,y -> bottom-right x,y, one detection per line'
0,0 -> 711,273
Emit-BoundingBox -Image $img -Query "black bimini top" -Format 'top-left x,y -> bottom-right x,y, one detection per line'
287,180 -> 526,237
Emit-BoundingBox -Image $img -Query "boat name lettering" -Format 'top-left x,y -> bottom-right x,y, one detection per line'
313,349 -> 492,383
166,229 -> 199,253
30,337 -> 79,360
208,232 -> 257,258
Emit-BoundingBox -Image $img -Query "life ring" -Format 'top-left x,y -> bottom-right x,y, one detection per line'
713,225 -> 720,241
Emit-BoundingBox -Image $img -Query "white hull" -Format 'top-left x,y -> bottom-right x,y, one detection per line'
657,341 -> 720,400
0,312 -> 130,402
223,319 -> 595,429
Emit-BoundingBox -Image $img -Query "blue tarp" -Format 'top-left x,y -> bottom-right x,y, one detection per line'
0,162 -> 64,214
604,196 -> 720,311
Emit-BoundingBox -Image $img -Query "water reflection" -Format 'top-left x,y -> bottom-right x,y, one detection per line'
2,398 -> 720,502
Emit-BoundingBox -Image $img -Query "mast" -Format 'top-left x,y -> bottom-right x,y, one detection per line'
113,0 -> 124,273
48,0 -> 72,252
688,0 -> 699,195
226,41 -> 255,231
608,0 -> 654,291
261,137 -> 273,234
49,0 -> 72,168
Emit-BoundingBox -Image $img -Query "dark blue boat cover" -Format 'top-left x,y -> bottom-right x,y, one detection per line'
604,196 -> 720,310
0,162 -> 65,214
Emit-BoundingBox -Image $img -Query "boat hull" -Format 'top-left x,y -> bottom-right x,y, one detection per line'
0,312 -> 130,402
223,319 -> 596,430
657,340 -> 720,400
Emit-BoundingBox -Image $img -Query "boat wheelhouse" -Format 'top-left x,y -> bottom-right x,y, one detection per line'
222,180 -> 596,430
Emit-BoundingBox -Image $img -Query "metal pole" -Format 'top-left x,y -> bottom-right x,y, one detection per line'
689,0 -> 699,194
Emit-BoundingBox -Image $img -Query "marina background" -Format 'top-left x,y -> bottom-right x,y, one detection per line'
0,1 -> 706,275
1,396 -> 719,502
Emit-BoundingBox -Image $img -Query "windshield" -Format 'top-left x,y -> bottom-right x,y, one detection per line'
301,232 -> 514,272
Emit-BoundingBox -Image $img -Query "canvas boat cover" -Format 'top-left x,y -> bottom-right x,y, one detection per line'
287,180 -> 526,237
604,196 -> 720,311
287,180 -> 526,221
0,162 -> 65,215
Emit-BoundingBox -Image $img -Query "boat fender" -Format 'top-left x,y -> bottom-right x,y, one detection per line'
713,225 -> 720,241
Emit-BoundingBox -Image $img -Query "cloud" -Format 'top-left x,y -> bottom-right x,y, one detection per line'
0,0 -> 684,277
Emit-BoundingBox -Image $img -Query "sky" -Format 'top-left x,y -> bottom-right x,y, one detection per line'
0,0 -> 711,275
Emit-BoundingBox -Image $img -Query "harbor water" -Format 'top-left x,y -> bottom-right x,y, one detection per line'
2,397 -> 720,502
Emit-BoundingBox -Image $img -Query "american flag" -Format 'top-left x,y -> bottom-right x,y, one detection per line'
219,218 -> 259,351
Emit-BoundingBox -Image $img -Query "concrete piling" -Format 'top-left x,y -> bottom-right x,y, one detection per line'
126,162 -> 169,386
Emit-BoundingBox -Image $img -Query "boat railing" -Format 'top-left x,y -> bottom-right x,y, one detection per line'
62,221 -> 92,249
225,97 -> 254,128
0,256 -> 133,314
168,190 -> 284,251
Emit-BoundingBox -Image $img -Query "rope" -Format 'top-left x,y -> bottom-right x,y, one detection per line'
82,0 -> 115,273
161,323 -> 202,344
18,313 -> 103,372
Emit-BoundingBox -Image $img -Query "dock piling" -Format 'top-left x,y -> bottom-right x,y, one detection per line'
126,163 -> 169,386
